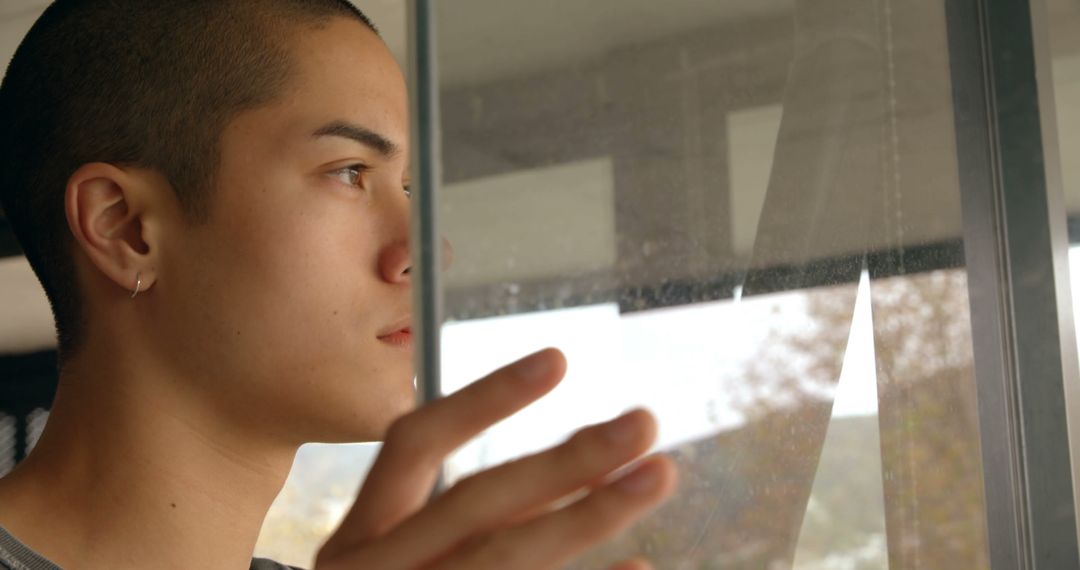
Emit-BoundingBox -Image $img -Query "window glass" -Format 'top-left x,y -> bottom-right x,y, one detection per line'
1042,0 -> 1080,228
1040,5 -> 1080,355
435,0 -> 990,567
1037,0 -> 1080,533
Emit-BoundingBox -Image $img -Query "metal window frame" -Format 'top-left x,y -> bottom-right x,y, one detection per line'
407,0 -> 445,495
407,0 -> 443,410
948,0 -> 1079,567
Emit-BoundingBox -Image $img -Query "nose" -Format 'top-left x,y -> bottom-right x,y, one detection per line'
379,241 -> 411,284
378,237 -> 453,283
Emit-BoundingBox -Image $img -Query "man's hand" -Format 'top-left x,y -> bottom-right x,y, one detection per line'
314,348 -> 678,570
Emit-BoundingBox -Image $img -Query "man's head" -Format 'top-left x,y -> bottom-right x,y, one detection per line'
0,0 -> 377,360
0,0 -> 416,442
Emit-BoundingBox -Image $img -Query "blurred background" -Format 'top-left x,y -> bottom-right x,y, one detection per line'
3,0 -> 1080,568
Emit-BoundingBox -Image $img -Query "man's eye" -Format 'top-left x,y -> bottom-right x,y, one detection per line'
403,184 -> 412,199
331,164 -> 367,188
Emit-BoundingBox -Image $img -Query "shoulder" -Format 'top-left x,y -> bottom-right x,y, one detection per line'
250,557 -> 306,570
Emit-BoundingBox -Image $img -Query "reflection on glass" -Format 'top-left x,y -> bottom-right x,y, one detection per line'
436,0 -> 989,567
1040,0 -> 1080,486
1039,0 -> 1080,537
1042,0 -> 1080,221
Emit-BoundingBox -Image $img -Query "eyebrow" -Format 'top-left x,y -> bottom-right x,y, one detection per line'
311,120 -> 400,158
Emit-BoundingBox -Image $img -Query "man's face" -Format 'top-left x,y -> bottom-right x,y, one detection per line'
153,18 -> 413,444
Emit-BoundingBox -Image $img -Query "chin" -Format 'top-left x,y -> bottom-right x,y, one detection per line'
318,378 -> 417,443
370,384 -> 419,439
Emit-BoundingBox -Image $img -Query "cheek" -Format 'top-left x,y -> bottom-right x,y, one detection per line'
225,200 -> 379,345
163,183 -> 388,394
223,179 -> 372,298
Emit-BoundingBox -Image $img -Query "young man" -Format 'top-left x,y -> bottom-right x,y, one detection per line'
0,1 -> 676,569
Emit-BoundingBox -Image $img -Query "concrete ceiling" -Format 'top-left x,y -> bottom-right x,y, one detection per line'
435,0 -> 791,87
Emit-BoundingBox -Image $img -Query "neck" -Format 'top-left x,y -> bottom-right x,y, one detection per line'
0,346 -> 298,570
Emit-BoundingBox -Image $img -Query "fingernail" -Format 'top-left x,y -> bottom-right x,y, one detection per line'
514,350 -> 552,383
615,462 -> 660,495
603,411 -> 641,444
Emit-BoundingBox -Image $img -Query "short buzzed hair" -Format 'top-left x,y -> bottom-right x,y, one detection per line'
0,0 -> 377,364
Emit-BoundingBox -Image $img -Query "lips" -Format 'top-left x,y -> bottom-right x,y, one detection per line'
377,316 -> 412,347
378,327 -> 412,347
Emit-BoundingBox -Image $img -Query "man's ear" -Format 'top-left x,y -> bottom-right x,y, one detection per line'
64,162 -> 165,298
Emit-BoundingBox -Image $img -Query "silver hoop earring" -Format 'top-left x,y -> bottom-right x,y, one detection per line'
130,272 -> 142,300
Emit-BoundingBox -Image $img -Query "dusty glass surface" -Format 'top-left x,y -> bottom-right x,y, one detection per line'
1038,0 -> 1080,532
435,0 -> 990,568
1040,5 -> 1080,367
1042,0 -> 1080,226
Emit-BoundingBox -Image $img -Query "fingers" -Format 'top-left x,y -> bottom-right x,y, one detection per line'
324,348 -> 566,547
363,409 -> 658,565
433,456 -> 678,570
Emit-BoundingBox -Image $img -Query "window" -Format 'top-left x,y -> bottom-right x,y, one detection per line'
429,0 -> 990,567
1,1 -> 1077,568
